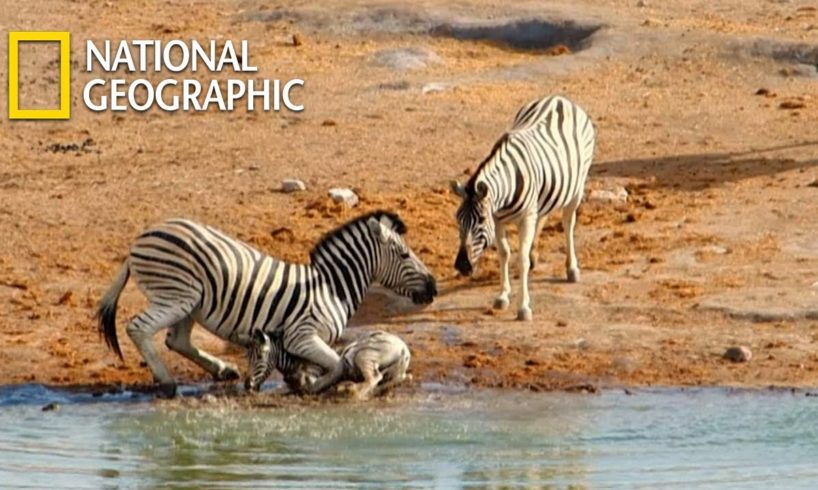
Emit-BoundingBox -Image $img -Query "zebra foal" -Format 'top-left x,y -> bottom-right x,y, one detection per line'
97,211 -> 436,397
246,329 -> 411,399
450,95 -> 596,321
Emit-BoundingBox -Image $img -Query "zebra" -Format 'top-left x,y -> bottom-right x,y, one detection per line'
246,329 -> 411,399
97,210 -> 436,397
450,95 -> 596,321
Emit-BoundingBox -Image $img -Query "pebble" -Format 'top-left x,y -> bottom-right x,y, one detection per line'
41,402 -> 60,412
422,82 -> 452,94
281,179 -> 306,193
292,33 -> 303,47
328,188 -> 359,207
723,346 -> 752,363
588,187 -> 628,203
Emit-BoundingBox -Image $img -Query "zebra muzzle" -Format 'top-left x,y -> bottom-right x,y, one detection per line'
411,274 -> 437,304
455,248 -> 473,276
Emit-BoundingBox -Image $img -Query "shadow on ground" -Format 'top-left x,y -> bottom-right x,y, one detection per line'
595,141 -> 818,190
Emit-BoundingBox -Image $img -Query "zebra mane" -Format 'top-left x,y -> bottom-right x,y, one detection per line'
309,210 -> 407,262
466,133 -> 510,195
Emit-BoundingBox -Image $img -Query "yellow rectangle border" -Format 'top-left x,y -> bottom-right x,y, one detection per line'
8,31 -> 71,120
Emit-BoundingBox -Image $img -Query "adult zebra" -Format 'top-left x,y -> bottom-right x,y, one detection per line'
97,211 -> 436,397
450,95 -> 596,321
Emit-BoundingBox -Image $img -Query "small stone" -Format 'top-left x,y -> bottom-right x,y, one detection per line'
321,119 -> 337,127
779,99 -> 806,110
422,82 -> 452,94
575,338 -> 592,350
755,88 -> 776,97
281,179 -> 306,193
588,187 -> 628,203
291,33 -> 303,47
328,188 -> 359,207
701,245 -> 729,255
636,0 -> 646,6
556,320 -> 568,327
42,402 -> 60,412
723,346 -> 752,363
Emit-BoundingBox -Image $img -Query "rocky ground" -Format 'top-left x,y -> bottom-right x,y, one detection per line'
1,0 -> 817,393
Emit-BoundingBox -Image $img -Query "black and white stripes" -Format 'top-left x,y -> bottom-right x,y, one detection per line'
450,95 -> 596,321
97,210 -> 436,397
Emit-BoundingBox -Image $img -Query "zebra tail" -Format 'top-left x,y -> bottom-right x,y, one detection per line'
97,261 -> 130,361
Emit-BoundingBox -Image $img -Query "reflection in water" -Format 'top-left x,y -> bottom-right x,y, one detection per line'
1,387 -> 818,488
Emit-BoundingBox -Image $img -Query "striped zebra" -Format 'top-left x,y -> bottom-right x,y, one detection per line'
246,329 -> 411,399
97,211 -> 436,397
450,95 -> 596,321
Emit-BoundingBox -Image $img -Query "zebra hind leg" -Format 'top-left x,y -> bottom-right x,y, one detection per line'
126,305 -> 190,398
562,198 -> 581,283
349,361 -> 384,400
165,317 -> 240,382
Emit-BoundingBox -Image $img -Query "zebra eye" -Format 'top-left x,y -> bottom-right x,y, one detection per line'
400,252 -> 410,259
477,216 -> 486,225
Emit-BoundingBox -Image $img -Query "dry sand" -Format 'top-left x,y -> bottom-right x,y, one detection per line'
1,0 -> 817,393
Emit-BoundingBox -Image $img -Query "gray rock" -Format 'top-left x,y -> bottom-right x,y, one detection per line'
329,188 -> 359,207
281,179 -> 306,193
588,187 -> 628,203
723,346 -> 752,363
41,402 -> 60,412
422,82 -> 453,94
371,47 -> 442,70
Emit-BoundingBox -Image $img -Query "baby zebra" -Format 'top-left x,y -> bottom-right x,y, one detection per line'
246,329 -> 411,399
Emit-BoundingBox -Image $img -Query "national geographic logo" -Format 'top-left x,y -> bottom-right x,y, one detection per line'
7,32 -> 304,120
8,31 -> 71,119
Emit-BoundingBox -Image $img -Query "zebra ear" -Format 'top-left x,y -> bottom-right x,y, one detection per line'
449,180 -> 467,198
367,217 -> 388,243
475,181 -> 489,200
252,329 -> 266,344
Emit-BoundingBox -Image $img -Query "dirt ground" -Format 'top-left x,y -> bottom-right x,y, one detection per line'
1,0 -> 817,393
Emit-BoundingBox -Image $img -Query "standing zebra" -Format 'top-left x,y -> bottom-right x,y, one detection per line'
97,211 -> 436,397
450,95 -> 596,321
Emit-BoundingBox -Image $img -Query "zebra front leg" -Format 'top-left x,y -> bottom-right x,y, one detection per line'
165,317 -> 240,382
563,198 -> 581,283
286,334 -> 342,394
516,214 -> 538,321
349,362 -> 384,400
126,305 -> 189,397
493,224 -> 511,310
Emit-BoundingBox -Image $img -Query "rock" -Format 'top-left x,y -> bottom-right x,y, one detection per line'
636,0 -> 647,7
755,87 -> 776,97
723,346 -> 752,363
422,82 -> 453,94
321,119 -> 337,127
41,402 -> 60,412
291,33 -> 303,47
328,188 -> 359,207
779,99 -> 806,110
575,338 -> 592,350
588,187 -> 628,203
378,80 -> 411,91
371,47 -> 442,70
700,245 -> 729,255
281,179 -> 306,193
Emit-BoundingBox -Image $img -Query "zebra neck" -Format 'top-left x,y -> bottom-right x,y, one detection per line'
310,236 -> 379,321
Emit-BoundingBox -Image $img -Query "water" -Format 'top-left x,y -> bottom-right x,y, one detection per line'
1,384 -> 817,489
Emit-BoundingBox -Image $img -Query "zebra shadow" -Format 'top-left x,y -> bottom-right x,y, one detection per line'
593,140 -> 818,191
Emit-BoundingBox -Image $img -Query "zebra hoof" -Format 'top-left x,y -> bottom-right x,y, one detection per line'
516,307 -> 533,322
493,296 -> 510,310
155,382 -> 177,399
215,364 -> 241,382
567,268 -> 580,283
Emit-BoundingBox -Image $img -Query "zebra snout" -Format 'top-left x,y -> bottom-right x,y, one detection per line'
426,275 -> 438,298
455,248 -> 473,276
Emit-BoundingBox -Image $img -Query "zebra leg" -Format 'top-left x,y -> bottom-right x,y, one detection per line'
126,305 -> 190,397
563,197 -> 581,283
349,361 -> 384,400
493,224 -> 511,310
165,317 -> 240,381
286,334 -> 342,394
516,214 -> 538,321
529,216 -> 547,271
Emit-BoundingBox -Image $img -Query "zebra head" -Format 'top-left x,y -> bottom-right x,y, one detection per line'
244,329 -> 277,392
367,215 -> 437,305
450,180 -> 495,276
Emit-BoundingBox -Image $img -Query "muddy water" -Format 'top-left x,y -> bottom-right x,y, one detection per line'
1,385 -> 817,488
